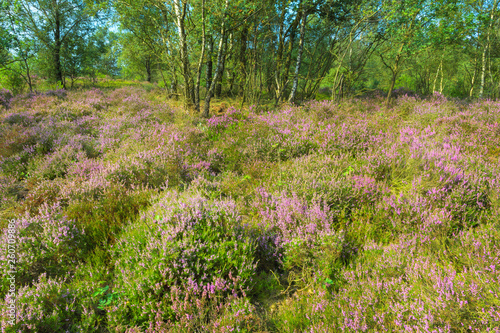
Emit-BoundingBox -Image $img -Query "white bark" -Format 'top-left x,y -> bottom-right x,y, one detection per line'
288,6 -> 307,104
203,0 -> 229,117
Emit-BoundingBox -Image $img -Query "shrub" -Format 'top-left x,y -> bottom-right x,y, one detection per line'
109,192 -> 258,330
19,179 -> 61,216
28,145 -> 86,180
0,202 -> 84,293
1,268 -> 108,333
0,89 -> 13,110
65,185 -> 153,248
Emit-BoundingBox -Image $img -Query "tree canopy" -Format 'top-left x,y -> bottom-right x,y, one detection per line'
1,0 -> 499,106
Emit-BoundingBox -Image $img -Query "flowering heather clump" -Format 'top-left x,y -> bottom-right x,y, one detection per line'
206,106 -> 245,130
2,273 -> 78,332
43,89 -> 67,99
0,202 -> 84,290
1,268 -> 107,332
110,191 -> 258,329
255,187 -> 334,247
0,89 -> 13,110
270,225 -> 500,332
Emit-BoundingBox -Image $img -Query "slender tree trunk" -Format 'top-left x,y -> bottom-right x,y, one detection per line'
274,8 -> 286,106
239,26 -> 248,99
384,43 -> 405,107
250,22 -> 259,103
288,6 -> 307,104
206,37 -> 213,94
480,0 -> 499,98
203,0 -> 229,118
338,74 -> 345,99
470,55 -> 478,98
54,5 -> 64,88
215,43 -> 227,98
433,57 -> 443,93
23,58 -> 33,93
174,0 -> 194,107
331,62 -> 344,101
145,58 -> 152,82
282,18 -> 299,102
195,0 -> 206,112
274,7 -> 300,106
440,67 -> 444,94
171,66 -> 178,96
386,69 -> 398,106
479,42 -> 487,98
488,44 -> 494,96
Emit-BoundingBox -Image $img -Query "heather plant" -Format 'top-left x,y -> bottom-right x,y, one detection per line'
0,89 -> 13,110
269,224 -> 500,332
0,124 -> 37,161
2,112 -> 35,126
28,145 -> 87,180
262,154 -> 390,225
253,188 -> 359,294
0,202 -> 84,293
204,296 -> 263,332
204,106 -> 247,140
1,265 -> 108,333
110,191 -> 258,329
18,178 -> 62,216
2,273 -> 80,332
43,89 -> 67,99
0,174 -> 24,204
205,107 -> 320,173
65,185 -> 153,248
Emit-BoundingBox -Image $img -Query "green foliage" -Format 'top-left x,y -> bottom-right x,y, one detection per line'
93,285 -> 120,310
110,194 -> 258,328
282,232 -> 349,294
65,186 -> 153,249
0,68 -> 27,95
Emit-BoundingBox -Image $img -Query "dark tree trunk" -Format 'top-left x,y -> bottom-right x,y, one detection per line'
24,58 -> 33,93
206,37 -> 214,93
385,44 -> 404,107
145,58 -> 152,82
239,26 -> 248,97
54,8 -> 64,88
203,0 -> 229,118
215,47 -> 226,98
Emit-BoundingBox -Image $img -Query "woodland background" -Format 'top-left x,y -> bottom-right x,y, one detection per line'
1,0 -> 500,113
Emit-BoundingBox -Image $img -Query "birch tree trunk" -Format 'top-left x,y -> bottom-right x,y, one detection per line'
173,0 -> 195,107
288,5 -> 307,104
194,0 -> 206,112
479,0 -> 499,98
433,56 -> 443,93
203,0 -> 229,118
479,42 -> 488,98
470,55 -> 478,98
54,1 -> 65,88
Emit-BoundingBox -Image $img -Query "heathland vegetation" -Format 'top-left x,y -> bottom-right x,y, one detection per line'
1,86 -> 499,332
1,0 -> 500,332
